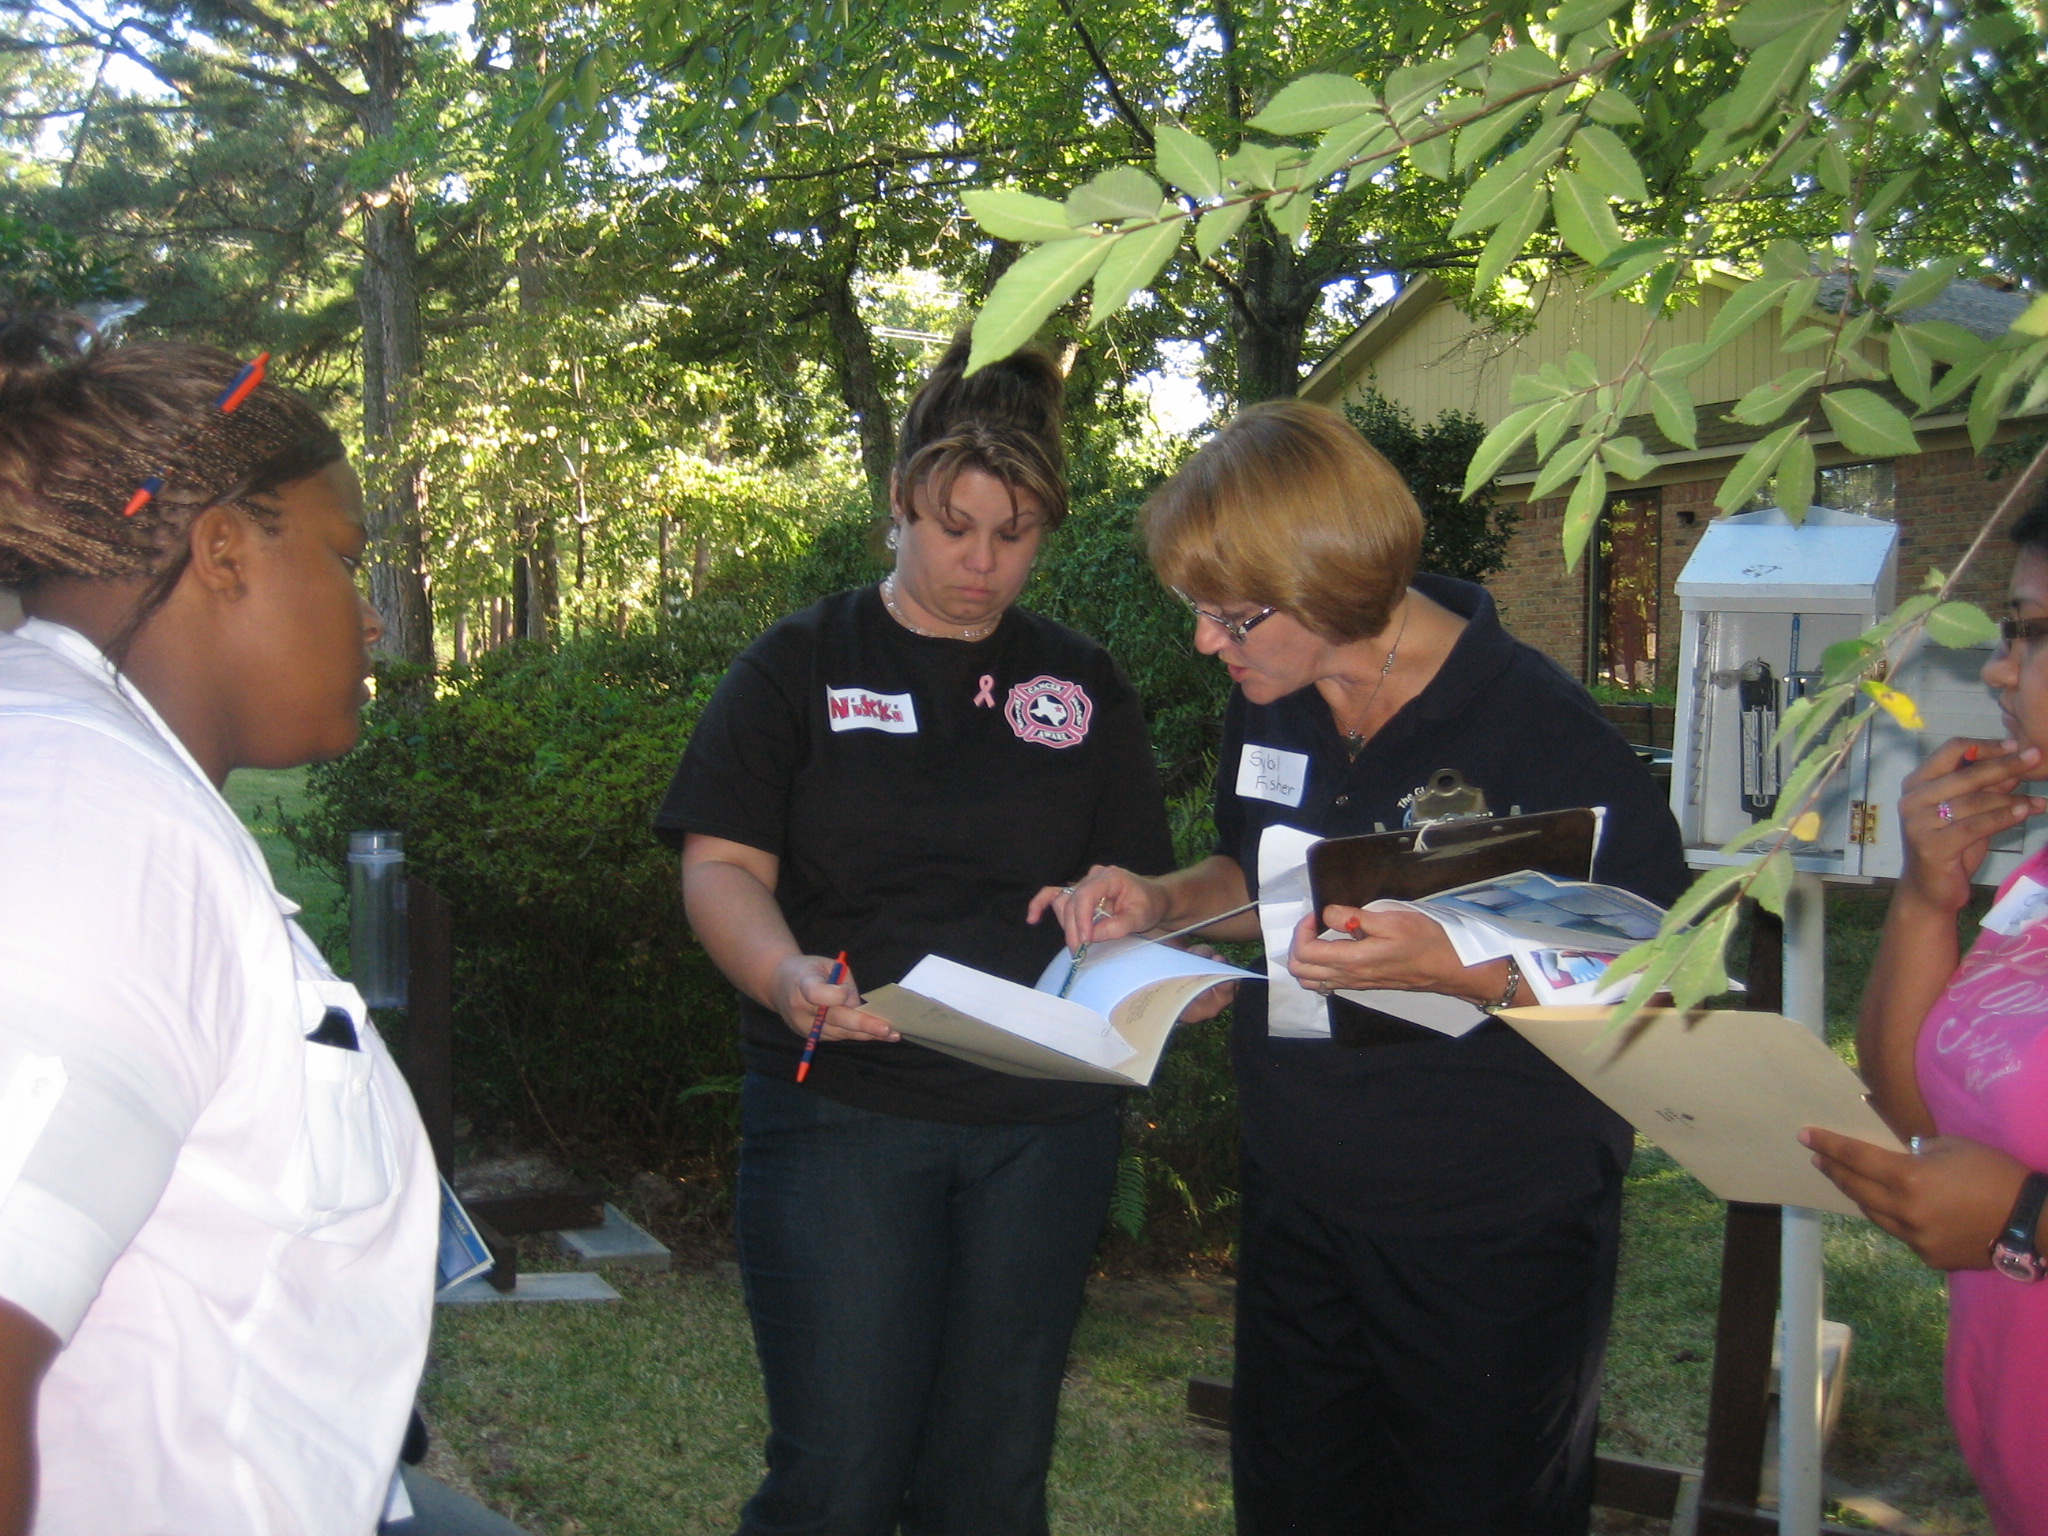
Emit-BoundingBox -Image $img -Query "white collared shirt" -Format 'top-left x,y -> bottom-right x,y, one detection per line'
0,619 -> 438,1535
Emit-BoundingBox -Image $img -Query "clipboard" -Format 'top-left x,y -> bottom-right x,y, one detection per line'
1305,807 -> 1603,913
1501,1005 -> 1906,1216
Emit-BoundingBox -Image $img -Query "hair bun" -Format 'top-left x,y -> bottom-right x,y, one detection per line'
0,312 -> 88,394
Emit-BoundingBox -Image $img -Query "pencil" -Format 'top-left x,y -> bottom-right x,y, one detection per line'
794,951 -> 848,1084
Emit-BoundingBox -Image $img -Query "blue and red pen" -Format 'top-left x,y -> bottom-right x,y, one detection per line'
795,950 -> 848,1084
121,352 -> 270,518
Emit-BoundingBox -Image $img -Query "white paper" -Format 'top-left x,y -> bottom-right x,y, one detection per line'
1257,824 -> 1329,1038
1036,936 -> 1248,1017
898,955 -> 1137,1070
1333,988 -> 1490,1036
1236,743 -> 1310,807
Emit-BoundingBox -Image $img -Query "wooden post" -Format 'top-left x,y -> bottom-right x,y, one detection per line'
404,878 -> 455,1179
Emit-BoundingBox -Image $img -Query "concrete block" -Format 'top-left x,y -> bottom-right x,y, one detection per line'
556,1203 -> 672,1273
437,1270 -> 620,1305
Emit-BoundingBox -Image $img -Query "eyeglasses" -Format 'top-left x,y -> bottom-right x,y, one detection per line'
1175,590 -> 1278,645
2000,616 -> 2048,648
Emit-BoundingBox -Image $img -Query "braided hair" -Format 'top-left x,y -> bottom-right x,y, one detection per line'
0,313 -> 344,598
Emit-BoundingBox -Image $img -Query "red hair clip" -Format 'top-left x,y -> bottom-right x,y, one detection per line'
121,352 -> 271,518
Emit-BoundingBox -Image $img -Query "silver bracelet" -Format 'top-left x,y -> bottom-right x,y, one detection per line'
1483,955 -> 1523,1014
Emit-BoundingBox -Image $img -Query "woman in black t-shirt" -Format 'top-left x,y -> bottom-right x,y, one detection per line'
1037,400 -> 1686,1536
655,337 -> 1173,1536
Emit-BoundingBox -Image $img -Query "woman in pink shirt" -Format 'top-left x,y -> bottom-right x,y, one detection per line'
1807,478 -> 2048,1534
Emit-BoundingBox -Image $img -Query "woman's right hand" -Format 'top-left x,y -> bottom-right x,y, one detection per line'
1026,864 -> 1171,952
771,953 -> 899,1044
1896,737 -> 2045,914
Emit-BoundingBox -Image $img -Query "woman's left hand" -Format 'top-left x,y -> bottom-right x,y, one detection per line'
1802,1128 -> 2033,1270
1288,904 -> 1497,1002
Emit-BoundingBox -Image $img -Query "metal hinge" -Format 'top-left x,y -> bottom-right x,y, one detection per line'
1849,801 -> 1879,844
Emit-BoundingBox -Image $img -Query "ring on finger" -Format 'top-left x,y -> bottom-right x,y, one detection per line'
1937,801 -> 1955,822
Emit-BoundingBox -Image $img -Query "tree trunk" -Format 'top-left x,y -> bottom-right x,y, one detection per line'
1229,224 -> 1318,405
816,215 -> 895,517
354,16 -> 434,666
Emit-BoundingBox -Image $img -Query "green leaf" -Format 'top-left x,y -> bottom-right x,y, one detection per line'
1816,134 -> 1852,195
1248,73 -> 1378,136
1650,375 -> 1698,449
1863,168 -> 1921,226
1383,60 -> 1458,124
964,189 -> 1088,243
1408,129 -> 1454,181
1588,243 -> 1675,300
1194,200 -> 1252,260
1551,172 -> 1624,264
1730,0 -> 1843,53
1969,353 -> 2023,453
1266,187 -> 1313,241
1461,400 -> 1553,498
1821,387 -> 1921,457
1453,95 -> 1541,173
1779,274 -> 1822,334
1667,906 -> 1737,1010
1531,432 -> 1603,500
1155,124 -> 1223,201
1573,125 -> 1651,204
1706,276 -> 1796,351
1771,430 -> 1816,518
1221,143 -> 1281,191
1890,322 -> 1934,409
1749,848 -> 1794,918
1472,182 -> 1552,295
1305,118 -> 1399,185
967,237 -> 1112,374
1662,863 -> 1751,932
1926,600 -> 2002,648
1883,258 -> 1964,317
1561,461 -> 1609,572
2016,294 -> 2048,337
1089,216 -> 1184,327
1904,319 -> 1994,365
1451,154 -> 1556,239
1534,398 -> 1579,458
1651,342 -> 1713,380
1065,166 -> 1167,225
1718,10 -> 1843,135
1547,0 -> 1631,35
1600,435 -> 1657,479
1731,367 -> 1825,425
1715,421 -> 1805,512
1485,45 -> 1562,104
1820,635 -> 1878,684
1585,89 -> 1643,126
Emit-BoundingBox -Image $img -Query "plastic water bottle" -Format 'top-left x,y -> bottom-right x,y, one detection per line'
348,830 -> 409,1009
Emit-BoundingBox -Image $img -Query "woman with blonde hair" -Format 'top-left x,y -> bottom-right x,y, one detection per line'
1038,399 -> 1686,1534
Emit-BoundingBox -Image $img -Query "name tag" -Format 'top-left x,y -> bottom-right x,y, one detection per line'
1236,743 -> 1308,807
1984,874 -> 2048,936
826,686 -> 918,734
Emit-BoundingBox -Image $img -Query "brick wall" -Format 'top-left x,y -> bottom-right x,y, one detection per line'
1476,444 -> 2018,681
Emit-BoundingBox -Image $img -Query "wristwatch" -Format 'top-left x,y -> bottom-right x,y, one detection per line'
1991,1171 -> 2048,1283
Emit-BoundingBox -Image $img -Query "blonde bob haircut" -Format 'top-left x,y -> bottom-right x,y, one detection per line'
1141,399 -> 1423,643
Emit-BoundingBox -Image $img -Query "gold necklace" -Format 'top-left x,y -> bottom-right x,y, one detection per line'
881,575 -> 1000,642
1339,603 -> 1411,760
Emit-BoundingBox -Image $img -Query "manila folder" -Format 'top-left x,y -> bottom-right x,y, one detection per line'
1500,1006 -> 1905,1217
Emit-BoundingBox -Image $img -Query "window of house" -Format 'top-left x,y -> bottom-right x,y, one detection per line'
1588,491 -> 1662,693
1746,461 -> 1897,519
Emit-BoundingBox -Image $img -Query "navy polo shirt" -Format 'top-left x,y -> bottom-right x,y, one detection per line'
1216,574 -> 1689,1230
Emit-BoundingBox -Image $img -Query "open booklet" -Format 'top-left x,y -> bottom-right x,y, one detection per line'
1500,1006 -> 1906,1216
862,938 -> 1258,1086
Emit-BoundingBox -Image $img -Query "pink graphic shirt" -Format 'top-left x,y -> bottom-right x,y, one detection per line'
1917,846 -> 2048,1534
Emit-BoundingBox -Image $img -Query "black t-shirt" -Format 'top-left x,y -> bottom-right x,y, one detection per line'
1216,574 -> 1689,1232
655,586 -> 1176,1125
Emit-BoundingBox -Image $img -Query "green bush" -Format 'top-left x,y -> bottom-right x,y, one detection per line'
285,613 -> 757,1166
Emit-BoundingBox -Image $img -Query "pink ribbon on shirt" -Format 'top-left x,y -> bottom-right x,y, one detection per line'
973,675 -> 996,708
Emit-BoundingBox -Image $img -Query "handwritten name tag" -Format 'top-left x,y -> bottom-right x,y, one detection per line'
826,686 -> 919,734
1236,743 -> 1309,807
1983,874 -> 2048,936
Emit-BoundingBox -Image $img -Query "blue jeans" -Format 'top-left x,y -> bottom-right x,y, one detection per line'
733,1071 -> 1119,1536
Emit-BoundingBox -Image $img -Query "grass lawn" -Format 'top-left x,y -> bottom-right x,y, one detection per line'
230,770 -> 1991,1533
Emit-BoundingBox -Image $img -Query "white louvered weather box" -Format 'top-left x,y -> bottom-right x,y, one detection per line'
1670,505 -> 2039,883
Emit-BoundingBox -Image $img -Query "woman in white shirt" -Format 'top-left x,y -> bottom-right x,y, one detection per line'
0,313 -> 437,1536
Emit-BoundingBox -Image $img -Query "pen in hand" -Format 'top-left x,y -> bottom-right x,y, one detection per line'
795,950 -> 848,1084
1058,896 -> 1113,999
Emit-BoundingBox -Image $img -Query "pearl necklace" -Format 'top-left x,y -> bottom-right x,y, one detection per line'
881,575 -> 1000,642
1339,602 -> 1411,760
